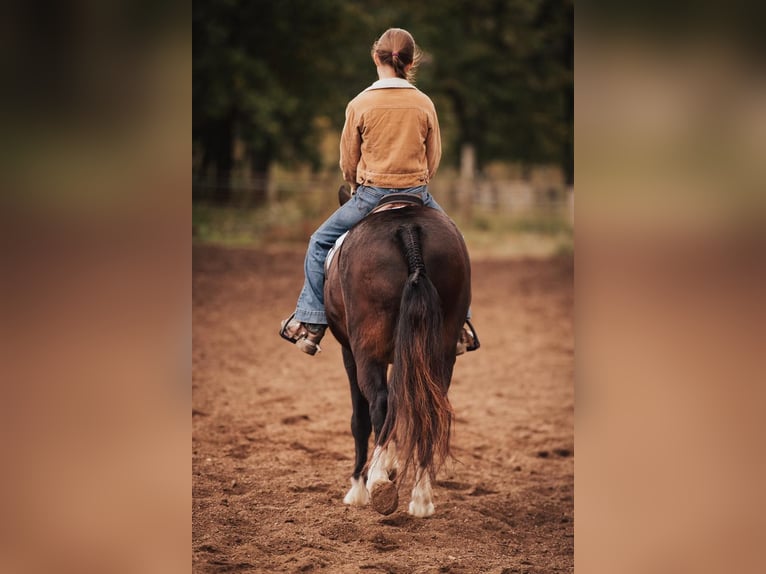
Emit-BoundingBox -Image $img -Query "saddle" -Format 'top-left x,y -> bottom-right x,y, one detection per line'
326,193 -> 424,271
372,192 -> 424,213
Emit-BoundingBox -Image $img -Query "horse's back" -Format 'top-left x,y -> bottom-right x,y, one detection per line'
326,206 -> 471,358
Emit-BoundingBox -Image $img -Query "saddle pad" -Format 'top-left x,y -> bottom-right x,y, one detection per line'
325,231 -> 349,272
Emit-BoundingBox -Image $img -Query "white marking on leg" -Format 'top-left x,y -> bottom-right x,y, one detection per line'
408,469 -> 435,517
381,440 -> 398,476
366,445 -> 389,493
367,442 -> 398,491
343,476 -> 369,506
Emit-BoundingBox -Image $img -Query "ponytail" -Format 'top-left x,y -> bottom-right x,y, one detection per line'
372,28 -> 421,82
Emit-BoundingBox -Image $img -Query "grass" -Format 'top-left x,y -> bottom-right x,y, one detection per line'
456,209 -> 573,259
192,201 -> 332,247
192,198 -> 573,259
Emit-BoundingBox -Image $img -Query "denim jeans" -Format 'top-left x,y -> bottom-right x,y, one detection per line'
294,185 -> 444,325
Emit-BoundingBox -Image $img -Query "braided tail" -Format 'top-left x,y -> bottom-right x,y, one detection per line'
381,224 -> 453,484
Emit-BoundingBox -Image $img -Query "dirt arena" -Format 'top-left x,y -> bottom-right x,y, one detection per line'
192,244 -> 573,573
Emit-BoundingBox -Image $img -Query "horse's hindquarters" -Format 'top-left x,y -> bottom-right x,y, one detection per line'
325,207 -> 472,518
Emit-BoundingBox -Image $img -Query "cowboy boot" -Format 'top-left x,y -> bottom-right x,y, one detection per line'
279,314 -> 327,356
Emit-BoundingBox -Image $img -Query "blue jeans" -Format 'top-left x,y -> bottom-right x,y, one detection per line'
294,185 -> 444,325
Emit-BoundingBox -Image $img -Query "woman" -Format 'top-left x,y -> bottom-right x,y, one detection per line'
280,28 -> 478,356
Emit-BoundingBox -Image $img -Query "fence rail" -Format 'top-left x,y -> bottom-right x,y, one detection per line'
193,176 -> 573,221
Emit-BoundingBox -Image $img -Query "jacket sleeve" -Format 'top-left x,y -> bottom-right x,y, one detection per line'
339,103 -> 362,186
425,105 -> 442,180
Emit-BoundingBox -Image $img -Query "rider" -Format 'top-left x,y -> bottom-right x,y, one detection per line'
280,27 -> 479,356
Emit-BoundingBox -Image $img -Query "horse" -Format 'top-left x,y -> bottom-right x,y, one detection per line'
324,188 -> 472,517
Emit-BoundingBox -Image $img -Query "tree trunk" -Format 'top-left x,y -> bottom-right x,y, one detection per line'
248,148 -> 272,207
212,115 -> 234,204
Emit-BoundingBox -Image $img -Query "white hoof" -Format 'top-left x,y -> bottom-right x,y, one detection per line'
343,476 -> 369,506
408,470 -> 434,517
408,499 -> 435,517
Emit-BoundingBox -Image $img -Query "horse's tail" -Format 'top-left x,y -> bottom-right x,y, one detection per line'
382,223 -> 453,484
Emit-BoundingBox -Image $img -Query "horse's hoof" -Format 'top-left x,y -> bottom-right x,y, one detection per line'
370,480 -> 398,515
408,499 -> 435,517
343,477 -> 369,506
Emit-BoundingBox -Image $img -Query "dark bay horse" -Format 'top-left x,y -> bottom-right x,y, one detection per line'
324,192 -> 471,517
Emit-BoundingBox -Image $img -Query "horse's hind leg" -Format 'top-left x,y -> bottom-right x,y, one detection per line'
361,359 -> 399,515
409,466 -> 435,517
342,347 -> 371,506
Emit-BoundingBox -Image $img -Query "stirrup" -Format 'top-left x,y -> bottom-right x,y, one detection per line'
456,319 -> 480,355
464,318 -> 480,351
279,313 -> 325,356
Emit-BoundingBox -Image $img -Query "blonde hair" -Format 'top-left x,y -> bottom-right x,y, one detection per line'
372,28 -> 422,83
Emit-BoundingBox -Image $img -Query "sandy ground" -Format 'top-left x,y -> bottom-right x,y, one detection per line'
192,245 -> 573,573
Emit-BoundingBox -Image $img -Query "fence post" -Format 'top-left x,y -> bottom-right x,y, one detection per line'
458,143 -> 476,221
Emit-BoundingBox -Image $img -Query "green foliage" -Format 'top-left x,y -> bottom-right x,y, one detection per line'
412,0 -> 573,175
193,0 -> 374,195
193,0 -> 573,198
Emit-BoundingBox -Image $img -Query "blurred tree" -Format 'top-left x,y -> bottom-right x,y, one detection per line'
413,0 -> 573,184
193,0 -> 369,203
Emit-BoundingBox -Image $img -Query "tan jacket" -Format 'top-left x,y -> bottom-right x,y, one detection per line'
339,79 -> 441,188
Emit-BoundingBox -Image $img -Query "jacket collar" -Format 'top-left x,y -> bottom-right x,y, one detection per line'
364,78 -> 416,91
